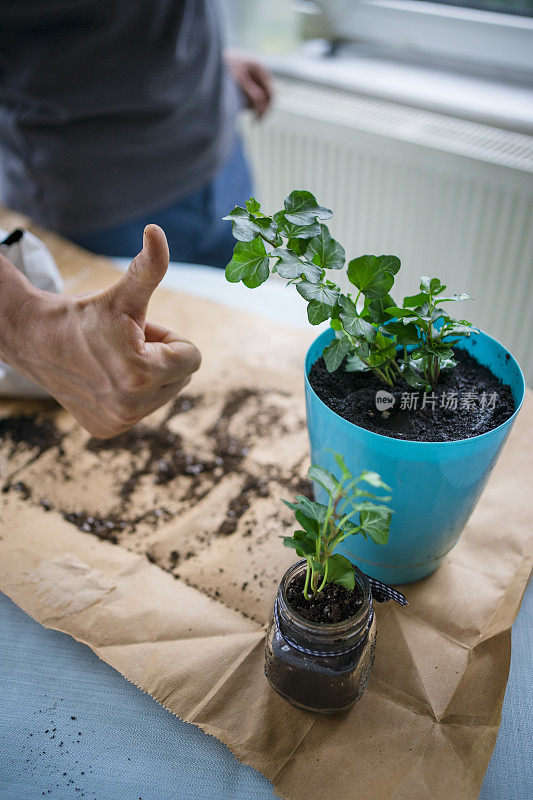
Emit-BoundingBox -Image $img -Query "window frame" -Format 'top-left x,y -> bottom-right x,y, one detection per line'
322,0 -> 533,76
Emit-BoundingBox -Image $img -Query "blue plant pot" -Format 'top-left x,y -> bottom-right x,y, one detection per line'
304,328 -> 525,585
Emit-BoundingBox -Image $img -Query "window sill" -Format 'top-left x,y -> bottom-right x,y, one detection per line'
262,40 -> 533,135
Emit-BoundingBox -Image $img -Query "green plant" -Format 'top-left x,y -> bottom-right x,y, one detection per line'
224,190 -> 476,390
282,453 -> 392,598
386,278 -> 478,389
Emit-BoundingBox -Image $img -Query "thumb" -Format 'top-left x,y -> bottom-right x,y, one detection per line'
113,224 -> 169,324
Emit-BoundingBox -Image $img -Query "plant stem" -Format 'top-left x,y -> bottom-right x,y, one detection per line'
303,560 -> 312,600
373,366 -> 392,385
391,359 -> 402,377
259,232 -> 279,249
311,564 -> 318,593
317,559 -> 329,593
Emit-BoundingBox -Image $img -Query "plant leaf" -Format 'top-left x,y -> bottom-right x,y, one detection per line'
308,465 -> 341,497
292,496 -> 328,525
402,292 -> 429,308
381,256 -> 402,275
358,470 -> 391,491
325,554 -> 356,591
443,323 -> 477,336
347,255 -> 400,299
286,237 -> 309,255
423,343 -> 454,359
359,509 -> 391,545
272,248 -> 322,283
225,238 -> 270,288
323,335 -> 351,372
282,499 -> 297,511
307,300 -> 332,325
305,225 -> 345,270
295,510 -> 320,537
348,503 -> 393,520
223,206 -> 278,243
275,213 -> 322,240
338,296 -> 376,341
283,190 -> 333,226
296,281 -> 339,306
245,197 -> 261,215
366,294 -> 396,324
333,451 -> 351,481
402,362 -> 431,390
282,530 -> 316,558
385,305 -> 422,319
384,320 -> 420,346
439,293 -> 471,303
366,331 -> 397,367
338,519 -> 362,537
344,353 -> 370,373
419,276 -> 447,295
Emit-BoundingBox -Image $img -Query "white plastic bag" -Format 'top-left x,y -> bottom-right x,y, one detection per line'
0,228 -> 63,398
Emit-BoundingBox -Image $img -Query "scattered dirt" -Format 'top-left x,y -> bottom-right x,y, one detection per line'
286,571 -> 364,623
207,387 -> 256,468
0,413 -> 64,458
308,349 -> 515,441
216,475 -> 270,536
86,395 -> 214,503
2,480 -> 32,500
1,389 -> 309,618
60,512 -> 129,544
21,697 -> 100,798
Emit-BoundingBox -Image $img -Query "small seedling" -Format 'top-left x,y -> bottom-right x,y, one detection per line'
224,191 -> 476,389
386,278 -> 478,389
282,453 -> 392,599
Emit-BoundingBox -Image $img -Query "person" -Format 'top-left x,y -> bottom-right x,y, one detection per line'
0,2 -> 272,438
0,1 -> 272,267
0,224 -> 201,438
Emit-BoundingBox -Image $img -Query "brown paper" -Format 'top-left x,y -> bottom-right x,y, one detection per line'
1,208 -> 531,800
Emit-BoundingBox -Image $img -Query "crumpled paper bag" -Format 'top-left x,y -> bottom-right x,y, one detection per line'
0,208 -> 531,800
0,227 -> 63,398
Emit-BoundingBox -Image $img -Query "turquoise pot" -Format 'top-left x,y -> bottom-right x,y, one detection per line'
304,328 -> 525,585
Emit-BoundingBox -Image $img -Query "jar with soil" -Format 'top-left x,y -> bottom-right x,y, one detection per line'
265,560 -> 376,714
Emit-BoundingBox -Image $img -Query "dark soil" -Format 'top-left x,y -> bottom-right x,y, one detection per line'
286,571 -> 364,623
3,480 -> 32,500
0,413 -> 64,457
86,394 -> 214,503
308,349 -> 515,441
60,511 -> 129,544
216,475 -> 270,536
85,390 -> 264,511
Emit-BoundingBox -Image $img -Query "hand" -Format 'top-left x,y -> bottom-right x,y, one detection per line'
225,52 -> 273,118
0,225 -> 201,438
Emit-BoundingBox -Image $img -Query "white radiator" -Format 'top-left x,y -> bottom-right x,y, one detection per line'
241,78 -> 533,384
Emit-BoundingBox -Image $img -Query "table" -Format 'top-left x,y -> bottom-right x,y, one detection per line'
1,262 -> 531,800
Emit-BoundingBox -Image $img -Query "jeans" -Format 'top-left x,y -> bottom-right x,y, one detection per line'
67,137 -> 253,268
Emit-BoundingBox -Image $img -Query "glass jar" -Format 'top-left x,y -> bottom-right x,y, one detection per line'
265,560 -> 376,713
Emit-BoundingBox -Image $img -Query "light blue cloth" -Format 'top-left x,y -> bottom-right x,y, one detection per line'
0,592 -> 274,800
0,581 -> 530,800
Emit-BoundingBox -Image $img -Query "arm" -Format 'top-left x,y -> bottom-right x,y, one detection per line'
0,225 -> 201,438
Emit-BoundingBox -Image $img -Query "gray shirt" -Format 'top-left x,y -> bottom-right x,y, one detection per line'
0,0 -> 238,233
